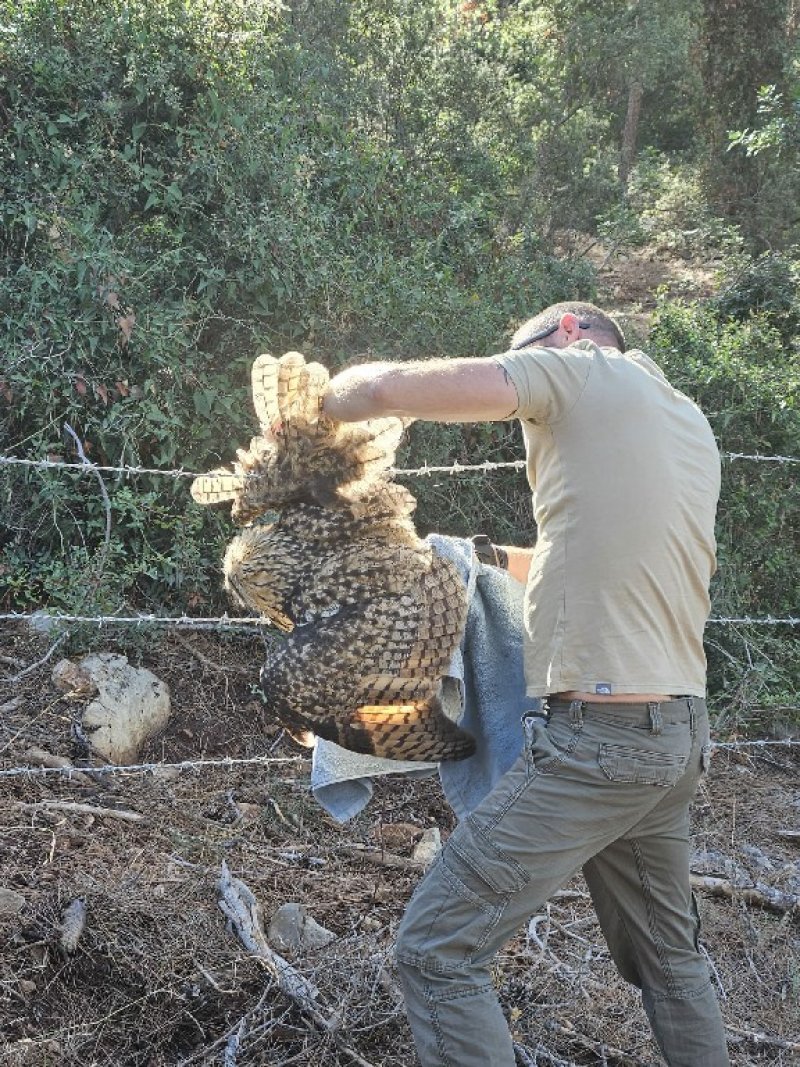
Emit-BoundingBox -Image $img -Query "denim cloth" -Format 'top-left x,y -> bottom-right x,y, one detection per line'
395,697 -> 730,1067
310,534 -> 538,822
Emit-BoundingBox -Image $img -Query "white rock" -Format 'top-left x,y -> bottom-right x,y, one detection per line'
412,827 -> 442,868
268,902 -> 336,954
77,653 -> 170,764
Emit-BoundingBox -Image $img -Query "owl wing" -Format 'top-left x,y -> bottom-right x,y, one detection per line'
191,351 -> 409,522
257,542 -> 473,762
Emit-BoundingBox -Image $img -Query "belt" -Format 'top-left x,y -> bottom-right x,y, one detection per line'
545,696 -> 701,730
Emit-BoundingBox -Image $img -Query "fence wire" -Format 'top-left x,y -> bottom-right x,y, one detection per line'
1,611 -> 798,630
0,451 -> 799,481
0,440 -> 796,784
0,740 -> 796,781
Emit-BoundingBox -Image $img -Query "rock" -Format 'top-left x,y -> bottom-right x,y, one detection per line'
52,658 -> 98,700
412,827 -> 442,868
268,902 -> 336,954
73,653 -> 170,764
0,888 -> 26,916
373,821 -> 423,852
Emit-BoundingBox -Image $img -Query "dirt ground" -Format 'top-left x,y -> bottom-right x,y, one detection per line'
0,623 -> 797,1067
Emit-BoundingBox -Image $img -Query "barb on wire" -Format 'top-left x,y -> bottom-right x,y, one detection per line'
0,753 -> 309,780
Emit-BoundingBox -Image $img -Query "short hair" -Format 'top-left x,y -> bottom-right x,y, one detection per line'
511,302 -> 626,351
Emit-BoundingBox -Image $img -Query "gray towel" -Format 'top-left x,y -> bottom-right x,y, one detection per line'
310,535 -> 540,822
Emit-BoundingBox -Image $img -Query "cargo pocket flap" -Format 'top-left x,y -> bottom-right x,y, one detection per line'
598,743 -> 687,787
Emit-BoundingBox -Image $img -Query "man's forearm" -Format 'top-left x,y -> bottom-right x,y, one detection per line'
501,545 -> 535,585
321,357 -> 519,424
322,363 -> 396,422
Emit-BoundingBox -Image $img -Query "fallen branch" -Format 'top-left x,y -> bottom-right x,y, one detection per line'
690,873 -> 798,913
14,800 -> 144,823
5,634 -> 68,684
340,843 -> 423,870
726,1025 -> 800,1054
217,861 -> 376,1067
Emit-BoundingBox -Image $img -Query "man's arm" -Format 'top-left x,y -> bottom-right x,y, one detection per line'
321,358 -> 519,423
500,545 -> 534,586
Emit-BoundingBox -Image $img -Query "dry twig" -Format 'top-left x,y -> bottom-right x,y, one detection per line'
726,1025 -> 800,1054
217,861 -> 377,1067
690,873 -> 799,914
14,800 -> 144,823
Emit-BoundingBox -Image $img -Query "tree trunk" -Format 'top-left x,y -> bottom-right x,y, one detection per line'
619,79 -> 644,188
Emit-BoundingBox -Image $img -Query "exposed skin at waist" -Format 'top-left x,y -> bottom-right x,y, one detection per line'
554,691 -> 678,703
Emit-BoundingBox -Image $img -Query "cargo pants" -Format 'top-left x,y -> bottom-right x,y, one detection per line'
395,697 -> 730,1066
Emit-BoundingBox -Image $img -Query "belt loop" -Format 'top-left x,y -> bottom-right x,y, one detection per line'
569,700 -> 584,729
647,702 -> 663,735
687,696 -> 696,738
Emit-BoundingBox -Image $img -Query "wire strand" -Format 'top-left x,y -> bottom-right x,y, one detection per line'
1,611 -> 797,630
1,451 -> 798,481
0,753 -> 308,779
0,739 -> 795,781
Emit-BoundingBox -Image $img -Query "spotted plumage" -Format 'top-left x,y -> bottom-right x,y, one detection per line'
191,352 -> 474,762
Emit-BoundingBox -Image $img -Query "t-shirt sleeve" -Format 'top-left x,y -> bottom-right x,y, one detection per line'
493,346 -> 592,425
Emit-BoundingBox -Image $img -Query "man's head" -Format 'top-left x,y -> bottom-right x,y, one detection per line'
511,302 -> 626,352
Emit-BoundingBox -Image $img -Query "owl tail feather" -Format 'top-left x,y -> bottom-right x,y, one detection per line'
339,701 -> 476,762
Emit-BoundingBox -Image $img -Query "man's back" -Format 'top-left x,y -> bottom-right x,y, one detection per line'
495,340 -> 721,698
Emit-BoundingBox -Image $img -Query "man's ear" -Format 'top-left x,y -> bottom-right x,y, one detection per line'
559,312 -> 581,336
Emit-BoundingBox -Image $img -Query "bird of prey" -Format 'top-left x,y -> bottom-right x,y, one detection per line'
191,352 -> 474,762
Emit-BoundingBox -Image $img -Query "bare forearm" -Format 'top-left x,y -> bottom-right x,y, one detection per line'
322,363 -> 397,422
321,357 -> 518,424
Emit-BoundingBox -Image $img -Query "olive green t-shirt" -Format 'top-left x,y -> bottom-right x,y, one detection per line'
494,340 -> 720,698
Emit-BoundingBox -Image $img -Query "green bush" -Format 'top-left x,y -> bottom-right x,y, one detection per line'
649,298 -> 799,727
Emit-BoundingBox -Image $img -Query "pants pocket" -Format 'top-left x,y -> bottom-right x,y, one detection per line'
445,814 -> 531,897
598,743 -> 688,787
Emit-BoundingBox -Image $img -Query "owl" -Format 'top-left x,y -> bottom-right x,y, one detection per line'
191,352 -> 475,762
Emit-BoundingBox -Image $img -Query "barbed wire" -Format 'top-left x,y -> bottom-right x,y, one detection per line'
0,753 -> 308,780
0,738 -> 795,781
1,610 -> 797,630
0,450 -> 798,482
0,455 -> 196,478
0,612 -> 274,632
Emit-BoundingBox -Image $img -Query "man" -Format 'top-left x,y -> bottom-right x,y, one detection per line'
321,301 -> 728,1066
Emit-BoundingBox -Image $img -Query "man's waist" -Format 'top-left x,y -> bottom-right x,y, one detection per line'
553,690 -> 674,704
545,694 -> 703,727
